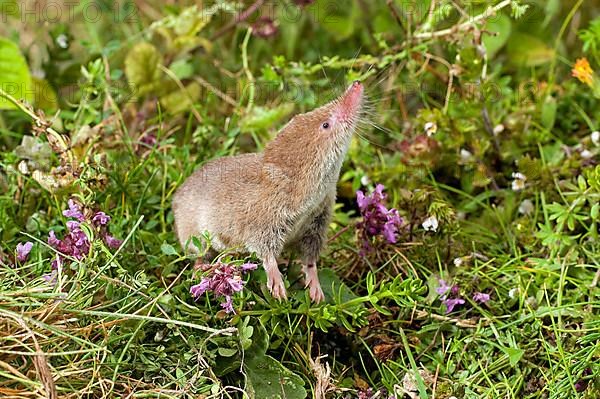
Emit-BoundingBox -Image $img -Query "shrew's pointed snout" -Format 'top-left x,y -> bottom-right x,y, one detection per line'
331,80 -> 363,125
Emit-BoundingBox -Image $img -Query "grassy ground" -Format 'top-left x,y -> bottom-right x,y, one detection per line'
1,1 -> 599,398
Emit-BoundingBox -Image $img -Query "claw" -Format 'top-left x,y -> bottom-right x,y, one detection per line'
267,267 -> 287,300
303,263 -> 324,303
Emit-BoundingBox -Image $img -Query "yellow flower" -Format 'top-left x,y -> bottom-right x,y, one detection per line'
572,58 -> 594,86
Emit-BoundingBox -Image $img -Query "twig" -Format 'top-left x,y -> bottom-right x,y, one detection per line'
211,0 -> 265,40
386,0 -> 405,30
0,87 -> 74,167
158,64 -> 203,124
327,225 -> 351,243
413,0 -> 512,39
194,76 -> 238,107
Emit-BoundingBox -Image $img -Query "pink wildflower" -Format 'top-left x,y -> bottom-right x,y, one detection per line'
47,200 -> 122,275
92,212 -> 111,226
473,292 -> 491,304
16,242 -> 33,262
356,184 -> 404,254
437,279 -> 464,314
63,199 -> 84,221
190,262 -> 256,314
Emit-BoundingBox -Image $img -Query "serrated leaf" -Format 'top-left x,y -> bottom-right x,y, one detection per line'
0,37 -> 33,109
125,42 -> 163,97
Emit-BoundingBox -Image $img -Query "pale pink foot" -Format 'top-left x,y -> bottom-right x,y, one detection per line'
264,256 -> 287,300
303,263 -> 324,303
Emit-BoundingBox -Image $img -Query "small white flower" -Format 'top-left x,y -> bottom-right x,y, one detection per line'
18,161 -> 30,175
460,149 -> 473,162
424,122 -> 437,137
511,172 -> 526,191
518,199 -> 534,215
592,131 -> 600,147
581,149 -> 593,159
56,34 -> 68,49
422,215 -> 439,232
508,287 -> 518,299
360,175 -> 370,186
493,124 -> 505,135
453,257 -> 463,267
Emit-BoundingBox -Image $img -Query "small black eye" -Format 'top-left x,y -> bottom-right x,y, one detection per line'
322,122 -> 330,129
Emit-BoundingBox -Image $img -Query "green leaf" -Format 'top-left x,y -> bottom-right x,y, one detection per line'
313,0 -> 358,41
483,14 -> 512,58
541,96 -> 557,130
501,346 -> 524,367
0,0 -> 18,17
245,354 -> 307,399
169,58 -> 194,80
506,32 -> 554,67
217,347 -> 238,357
160,242 -> 178,256
318,268 -> 360,303
240,103 -> 295,133
591,204 -> 599,220
125,42 -> 163,97
159,82 -> 202,115
0,37 -> 33,109
32,78 -> 58,111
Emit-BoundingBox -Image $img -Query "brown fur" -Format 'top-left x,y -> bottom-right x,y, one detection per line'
172,81 -> 364,301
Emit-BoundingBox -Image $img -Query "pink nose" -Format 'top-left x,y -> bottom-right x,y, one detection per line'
352,80 -> 361,89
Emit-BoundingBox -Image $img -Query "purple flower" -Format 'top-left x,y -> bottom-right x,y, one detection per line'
241,262 -> 258,273
66,220 -> 79,230
190,261 -> 253,314
43,269 -> 58,285
63,199 -> 84,221
92,212 -> 111,226
437,279 -> 464,313
16,242 -> 33,262
575,368 -> 592,392
190,278 -> 211,298
436,279 -> 451,296
103,235 -> 123,249
140,133 -> 157,147
356,184 -> 404,254
473,292 -> 490,304
220,296 -> 234,313
48,231 -> 61,247
227,276 -> 244,292
443,297 -> 465,313
48,202 -> 122,270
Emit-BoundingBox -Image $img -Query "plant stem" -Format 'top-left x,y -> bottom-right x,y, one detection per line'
0,87 -> 74,166
413,0 -> 512,39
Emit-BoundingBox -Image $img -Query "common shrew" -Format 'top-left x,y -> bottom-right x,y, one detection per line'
173,80 -> 364,302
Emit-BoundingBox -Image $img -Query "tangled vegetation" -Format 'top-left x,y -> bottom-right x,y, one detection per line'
0,0 -> 599,398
